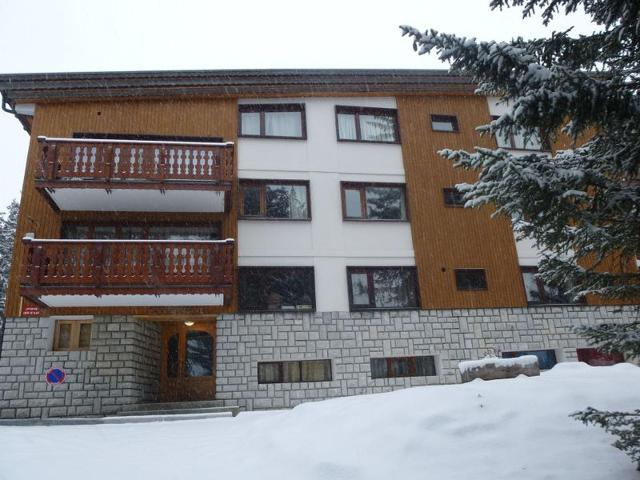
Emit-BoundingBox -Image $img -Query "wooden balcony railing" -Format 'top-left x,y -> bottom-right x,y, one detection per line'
20,238 -> 235,298
36,136 -> 234,186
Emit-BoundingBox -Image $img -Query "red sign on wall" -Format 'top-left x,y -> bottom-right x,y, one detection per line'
21,305 -> 41,317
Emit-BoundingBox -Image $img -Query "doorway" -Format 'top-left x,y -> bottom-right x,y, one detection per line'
159,321 -> 216,402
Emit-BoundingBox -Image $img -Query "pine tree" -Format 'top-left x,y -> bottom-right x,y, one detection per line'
401,0 -> 639,468
0,199 -> 19,311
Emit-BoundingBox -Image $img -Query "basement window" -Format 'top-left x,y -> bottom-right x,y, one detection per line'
53,320 -> 92,351
258,359 -> 332,384
370,356 -> 437,379
502,349 -> 557,370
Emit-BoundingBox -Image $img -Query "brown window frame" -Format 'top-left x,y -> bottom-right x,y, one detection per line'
442,187 -> 466,207
454,268 -> 488,291
520,266 -> 582,305
238,103 -> 307,140
238,266 -> 316,312
341,182 -> 408,221
257,359 -> 332,384
430,114 -> 459,133
239,179 -> 311,221
490,115 -> 551,151
346,266 -> 420,311
335,106 -> 401,144
370,355 -> 437,379
53,320 -> 92,351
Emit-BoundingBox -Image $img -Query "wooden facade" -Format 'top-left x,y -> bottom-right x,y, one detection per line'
3,70 -> 630,316
5,99 -> 239,317
396,95 -> 528,309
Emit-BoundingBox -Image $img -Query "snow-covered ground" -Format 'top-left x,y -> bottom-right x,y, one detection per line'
1,363 -> 638,480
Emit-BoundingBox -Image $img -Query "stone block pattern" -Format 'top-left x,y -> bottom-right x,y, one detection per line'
0,316 -> 160,419
216,305 -> 636,410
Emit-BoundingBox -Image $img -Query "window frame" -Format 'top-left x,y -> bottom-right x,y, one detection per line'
370,355 -> 437,379
340,182 -> 409,222
239,179 -> 312,221
257,359 -> 332,384
238,266 -> 316,313
520,266 -> 581,305
60,221 -> 222,240
490,115 -> 551,151
442,187 -> 466,207
502,349 -> 558,370
430,114 -> 459,133
238,103 -> 307,140
346,266 -> 420,311
53,320 -> 92,351
454,268 -> 488,291
335,106 -> 401,144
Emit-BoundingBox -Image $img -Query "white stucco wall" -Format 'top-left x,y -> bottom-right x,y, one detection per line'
237,97 -> 415,312
487,96 -> 544,268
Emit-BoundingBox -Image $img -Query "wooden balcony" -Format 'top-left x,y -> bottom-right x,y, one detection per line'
35,136 -> 235,213
20,238 -> 235,308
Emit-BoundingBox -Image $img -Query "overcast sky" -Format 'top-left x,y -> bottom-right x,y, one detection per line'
0,0 -> 596,212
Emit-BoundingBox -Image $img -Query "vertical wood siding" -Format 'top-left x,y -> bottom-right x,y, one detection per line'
396,95 -> 528,309
5,98 -> 238,317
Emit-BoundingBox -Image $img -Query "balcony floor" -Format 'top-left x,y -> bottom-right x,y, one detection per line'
36,292 -> 225,308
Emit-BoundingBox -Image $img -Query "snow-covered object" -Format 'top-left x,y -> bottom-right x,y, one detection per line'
458,355 -> 538,374
1,363 -> 639,479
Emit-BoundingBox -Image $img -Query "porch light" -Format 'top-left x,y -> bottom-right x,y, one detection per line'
184,321 -> 195,327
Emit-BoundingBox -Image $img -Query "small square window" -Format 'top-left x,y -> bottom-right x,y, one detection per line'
455,269 -> 488,291
443,187 -> 465,207
53,321 -> 92,351
431,115 -> 459,132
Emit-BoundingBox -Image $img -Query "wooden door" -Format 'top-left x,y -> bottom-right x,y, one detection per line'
159,321 -> 216,402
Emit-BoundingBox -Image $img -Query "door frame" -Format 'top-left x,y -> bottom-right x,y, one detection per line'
159,320 -> 217,402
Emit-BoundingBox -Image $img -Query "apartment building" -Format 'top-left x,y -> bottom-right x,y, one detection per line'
0,69 -> 634,419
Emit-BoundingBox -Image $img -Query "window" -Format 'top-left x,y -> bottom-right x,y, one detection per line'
443,187 -> 465,207
239,267 -> 315,312
521,267 -> 577,304
341,183 -> 407,221
370,356 -> 436,379
347,267 -> 419,310
239,104 -> 306,139
240,180 -> 310,220
61,223 -> 220,240
53,320 -> 92,351
576,348 -> 625,367
455,269 -> 488,291
335,106 -> 399,143
258,359 -> 332,384
491,115 -> 548,150
502,350 -> 557,370
431,115 -> 459,132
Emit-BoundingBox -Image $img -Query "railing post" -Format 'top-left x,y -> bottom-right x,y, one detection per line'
159,146 -> 167,181
42,142 -> 58,181
31,245 -> 43,288
104,145 -> 113,181
93,244 -> 104,288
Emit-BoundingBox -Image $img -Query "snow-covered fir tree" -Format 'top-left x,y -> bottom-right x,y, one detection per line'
0,199 -> 19,311
401,0 -> 639,468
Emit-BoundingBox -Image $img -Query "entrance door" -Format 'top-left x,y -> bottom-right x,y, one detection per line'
159,322 -> 216,402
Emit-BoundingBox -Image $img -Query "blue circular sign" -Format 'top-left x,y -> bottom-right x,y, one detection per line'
45,368 -> 66,385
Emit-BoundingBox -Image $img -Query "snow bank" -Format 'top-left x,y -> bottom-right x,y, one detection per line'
1,363 -> 639,480
459,354 -> 538,373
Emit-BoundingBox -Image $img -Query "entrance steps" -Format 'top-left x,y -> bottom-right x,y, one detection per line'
116,400 -> 240,418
